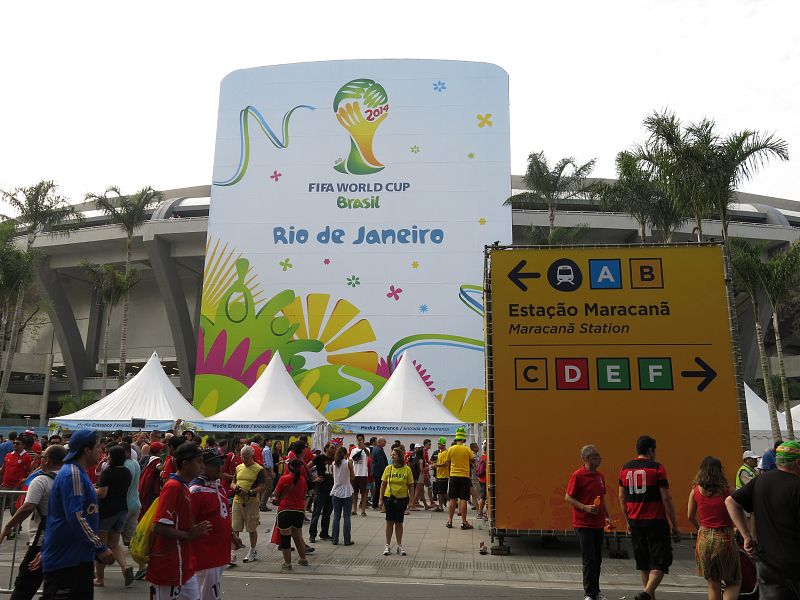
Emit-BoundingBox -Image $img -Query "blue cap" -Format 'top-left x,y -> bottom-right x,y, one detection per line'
64,430 -> 98,463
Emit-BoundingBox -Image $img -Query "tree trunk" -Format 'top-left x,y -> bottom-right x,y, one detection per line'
118,237 -> 132,387
639,222 -> 646,243
772,310 -> 795,440
0,285 -> 26,416
102,307 -> 111,398
695,216 -> 703,242
753,304 -> 781,440
548,205 -> 556,236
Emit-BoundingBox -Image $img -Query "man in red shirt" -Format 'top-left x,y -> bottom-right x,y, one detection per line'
190,448 -> 232,600
147,442 -> 211,600
2,438 -> 32,516
566,444 -> 612,600
249,435 -> 264,466
618,435 -> 682,600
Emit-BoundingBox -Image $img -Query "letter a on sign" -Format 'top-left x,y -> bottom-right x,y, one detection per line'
589,259 -> 622,289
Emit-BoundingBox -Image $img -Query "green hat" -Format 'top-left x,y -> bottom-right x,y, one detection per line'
438,437 -> 447,445
776,440 -> 800,465
454,427 -> 467,442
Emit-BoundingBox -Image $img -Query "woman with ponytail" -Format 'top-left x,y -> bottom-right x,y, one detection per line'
273,457 -> 308,570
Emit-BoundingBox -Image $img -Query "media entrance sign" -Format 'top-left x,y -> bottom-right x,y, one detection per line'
486,244 -> 744,535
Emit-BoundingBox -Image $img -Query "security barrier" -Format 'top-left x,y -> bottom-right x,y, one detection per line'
0,489 -> 34,595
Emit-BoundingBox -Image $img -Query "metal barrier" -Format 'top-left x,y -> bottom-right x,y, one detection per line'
0,489 -> 35,595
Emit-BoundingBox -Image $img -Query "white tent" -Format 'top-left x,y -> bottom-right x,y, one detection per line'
341,354 -> 466,435
194,354 -> 328,440
746,382 -> 800,452
50,352 -> 204,430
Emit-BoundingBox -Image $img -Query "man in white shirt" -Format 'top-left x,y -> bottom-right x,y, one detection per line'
349,434 -> 371,517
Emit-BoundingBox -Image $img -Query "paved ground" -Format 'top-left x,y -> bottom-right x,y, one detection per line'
0,506 -> 706,596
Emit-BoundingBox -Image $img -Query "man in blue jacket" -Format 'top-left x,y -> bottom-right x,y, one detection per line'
371,437 -> 388,509
40,430 -> 114,599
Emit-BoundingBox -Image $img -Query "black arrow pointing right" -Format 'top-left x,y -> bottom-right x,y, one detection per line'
508,259 -> 541,292
680,357 -> 717,392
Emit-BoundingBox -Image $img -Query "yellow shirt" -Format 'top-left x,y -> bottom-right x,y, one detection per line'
436,449 -> 450,479
381,465 -> 414,498
234,462 -> 264,504
447,444 -> 474,478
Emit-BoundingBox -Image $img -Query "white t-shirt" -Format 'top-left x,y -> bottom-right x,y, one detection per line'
25,470 -> 58,537
349,446 -> 370,477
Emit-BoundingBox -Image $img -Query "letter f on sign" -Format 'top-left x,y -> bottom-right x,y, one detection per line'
648,364 -> 662,382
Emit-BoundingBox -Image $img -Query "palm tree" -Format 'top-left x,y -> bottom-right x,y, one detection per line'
0,223 -> 34,357
0,181 -> 81,415
688,120 -> 789,244
505,152 -> 596,234
760,241 -> 800,439
594,151 -> 682,242
730,238 -> 781,439
87,186 -> 163,386
634,110 -> 710,241
524,224 -> 589,246
83,262 -> 140,397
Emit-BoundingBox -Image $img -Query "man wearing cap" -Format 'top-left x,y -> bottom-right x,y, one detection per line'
40,430 -> 114,599
446,427 -> 474,529
147,442 -> 211,600
727,440 -> 800,599
737,451 -> 760,489
190,448 -> 232,600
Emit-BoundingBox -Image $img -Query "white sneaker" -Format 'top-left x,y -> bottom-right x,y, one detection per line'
383,544 -> 391,556
397,544 -> 407,556
243,548 -> 258,563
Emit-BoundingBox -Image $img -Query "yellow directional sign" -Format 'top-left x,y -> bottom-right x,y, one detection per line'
486,245 -> 744,533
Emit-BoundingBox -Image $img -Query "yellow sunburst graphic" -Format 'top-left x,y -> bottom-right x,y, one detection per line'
437,388 -> 486,423
201,238 -> 264,320
281,293 -> 378,372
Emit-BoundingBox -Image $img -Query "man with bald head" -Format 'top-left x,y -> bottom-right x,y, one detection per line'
231,445 -> 266,564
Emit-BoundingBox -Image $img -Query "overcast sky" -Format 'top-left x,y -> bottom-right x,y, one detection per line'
1,0 -> 797,207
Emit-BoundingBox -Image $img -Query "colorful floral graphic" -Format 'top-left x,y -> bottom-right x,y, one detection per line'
419,304 -> 429,313
346,275 -> 360,287
479,217 -> 487,225
279,258 -> 293,271
410,145 -> 420,154
323,258 -> 331,265
270,170 -> 282,182
477,114 -> 493,128
411,261 -> 420,269
386,285 -> 403,300
433,80 -> 447,92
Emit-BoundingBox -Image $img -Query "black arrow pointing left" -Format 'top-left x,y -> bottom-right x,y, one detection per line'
508,259 -> 541,292
680,357 -> 717,392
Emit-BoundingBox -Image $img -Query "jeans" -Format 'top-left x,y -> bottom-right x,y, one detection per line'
576,527 -> 604,599
757,561 -> 800,600
331,495 -> 352,544
309,487 -> 332,538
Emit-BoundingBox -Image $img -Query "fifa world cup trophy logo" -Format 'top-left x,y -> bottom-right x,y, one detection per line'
333,78 -> 389,175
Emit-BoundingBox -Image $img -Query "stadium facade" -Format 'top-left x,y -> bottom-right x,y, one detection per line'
7,180 -> 800,419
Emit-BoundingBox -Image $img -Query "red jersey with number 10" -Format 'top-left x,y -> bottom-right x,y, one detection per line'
618,459 -> 668,523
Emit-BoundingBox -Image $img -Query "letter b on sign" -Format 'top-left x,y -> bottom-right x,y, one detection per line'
555,358 -> 589,390
630,258 -> 664,289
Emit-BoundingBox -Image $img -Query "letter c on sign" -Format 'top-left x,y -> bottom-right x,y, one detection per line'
523,365 -> 539,383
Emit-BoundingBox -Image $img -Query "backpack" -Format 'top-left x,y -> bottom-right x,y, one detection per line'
475,456 -> 487,478
130,497 -> 160,567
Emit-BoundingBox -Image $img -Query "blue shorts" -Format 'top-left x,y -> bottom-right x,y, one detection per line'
99,510 -> 127,533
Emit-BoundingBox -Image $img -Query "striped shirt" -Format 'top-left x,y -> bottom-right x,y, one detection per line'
618,459 -> 669,524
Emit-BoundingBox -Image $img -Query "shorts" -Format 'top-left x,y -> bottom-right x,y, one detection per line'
479,482 -> 487,500
231,498 -> 260,533
353,476 -> 368,493
99,509 -> 128,533
384,496 -> 409,523
41,562 -> 93,600
414,471 -> 424,485
277,510 -> 304,549
434,479 -> 449,496
196,566 -> 224,600
631,519 -> 673,574
448,476 -> 472,501
149,576 -> 200,600
123,507 -> 141,544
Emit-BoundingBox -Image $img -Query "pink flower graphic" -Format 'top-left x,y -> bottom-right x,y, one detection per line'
386,285 -> 403,300
323,258 -> 331,265
270,170 -> 282,182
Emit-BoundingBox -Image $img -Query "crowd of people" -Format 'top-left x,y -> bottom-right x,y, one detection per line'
0,424 -> 487,599
565,435 -> 800,600
1,425 -> 797,600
